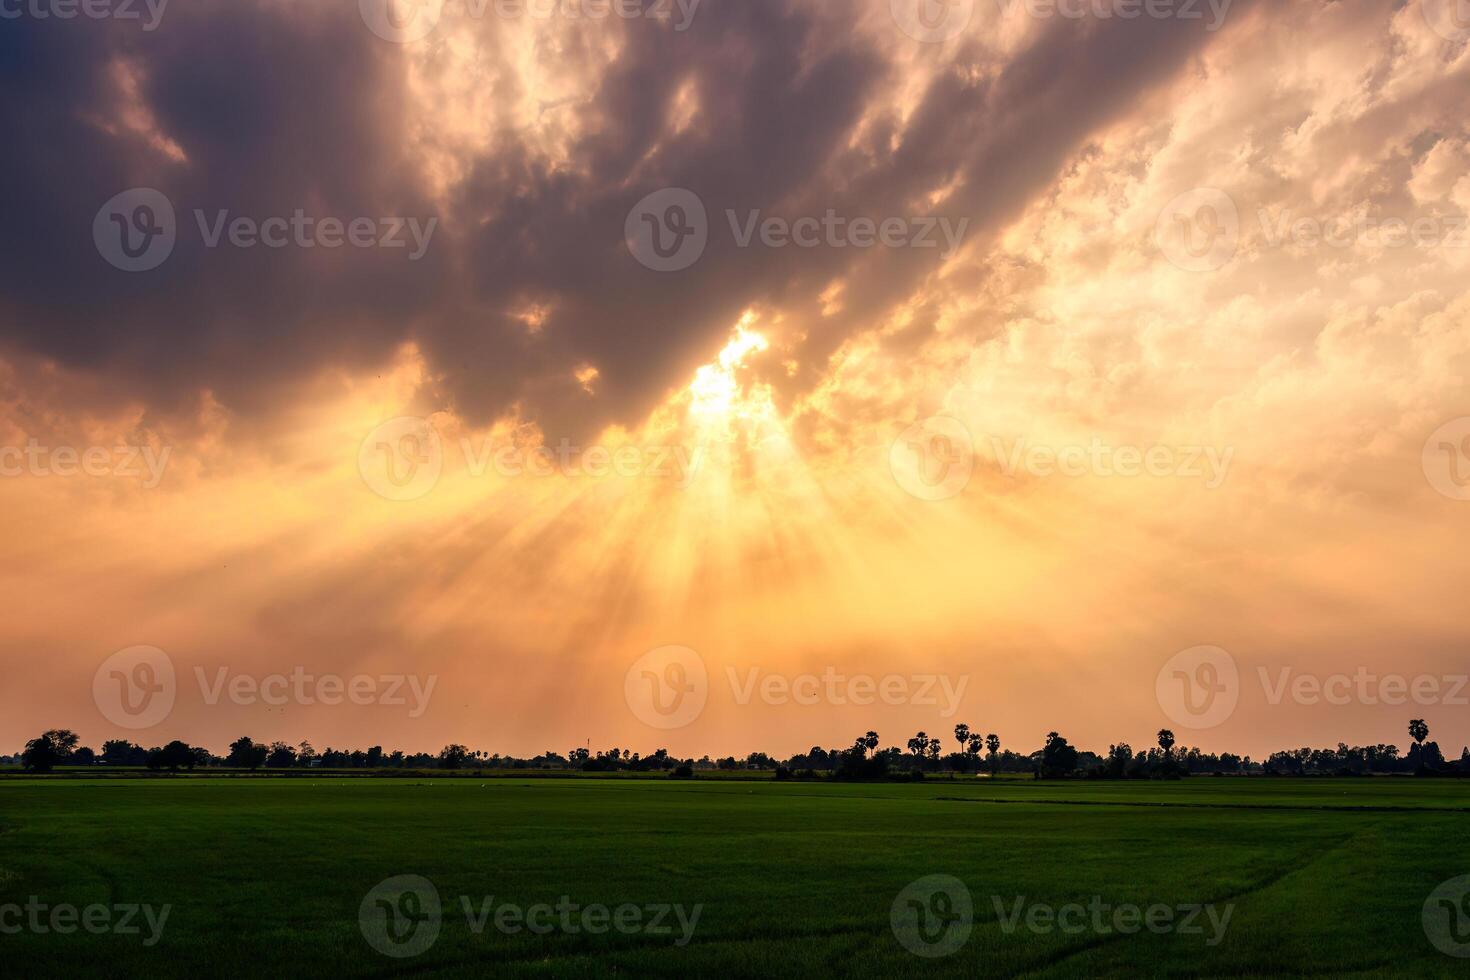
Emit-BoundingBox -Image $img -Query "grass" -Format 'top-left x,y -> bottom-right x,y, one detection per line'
0,777 -> 1466,977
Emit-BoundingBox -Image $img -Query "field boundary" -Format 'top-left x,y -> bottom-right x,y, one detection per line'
935,796 -> 1470,813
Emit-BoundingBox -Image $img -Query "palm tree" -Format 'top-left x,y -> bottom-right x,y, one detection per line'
864,731 -> 880,757
954,724 -> 970,755
1157,729 -> 1176,759
907,731 -> 929,756
986,734 -> 1000,777
1409,719 -> 1429,746
966,734 -> 982,758
927,738 -> 941,761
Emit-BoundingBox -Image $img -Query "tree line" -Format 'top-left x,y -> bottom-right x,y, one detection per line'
9,719 -> 1468,779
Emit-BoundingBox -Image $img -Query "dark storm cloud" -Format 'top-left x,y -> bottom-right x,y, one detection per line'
0,0 -> 1247,437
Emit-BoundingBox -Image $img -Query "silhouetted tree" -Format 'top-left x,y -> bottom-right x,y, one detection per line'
21,732 -> 68,772
1040,732 -> 1079,778
986,734 -> 1001,776
1157,729 -> 1176,759
227,737 -> 268,770
148,740 -> 196,771
438,744 -> 469,769
954,724 -> 970,755
101,739 -> 139,766
864,732 -> 879,757
1409,719 -> 1429,747
265,742 -> 296,768
1105,743 -> 1133,779
43,730 -> 79,759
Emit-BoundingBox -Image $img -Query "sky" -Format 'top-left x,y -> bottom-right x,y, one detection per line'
2,0 -> 1469,762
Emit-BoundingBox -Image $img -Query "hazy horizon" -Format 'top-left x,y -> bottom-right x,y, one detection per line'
4,0 -> 1470,763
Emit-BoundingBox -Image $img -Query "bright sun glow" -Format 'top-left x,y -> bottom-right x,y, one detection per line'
688,319 -> 770,420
